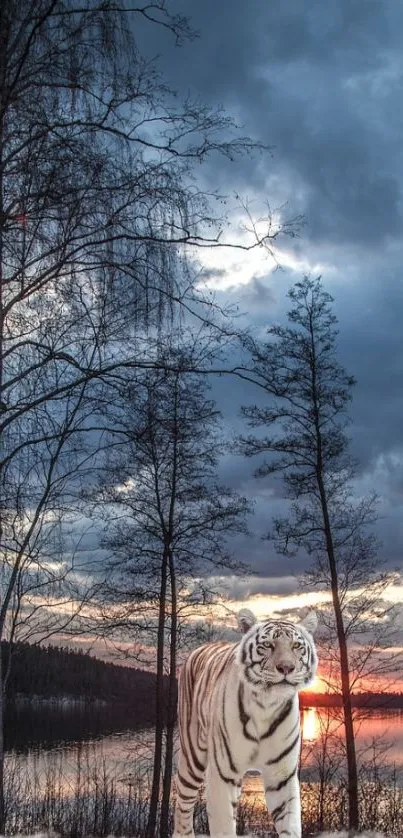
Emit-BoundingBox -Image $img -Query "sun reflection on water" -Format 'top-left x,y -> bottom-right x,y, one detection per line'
301,707 -> 319,742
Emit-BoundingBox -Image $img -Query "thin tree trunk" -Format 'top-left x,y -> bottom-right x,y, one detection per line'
0,649 -> 5,834
310,312 -> 359,833
146,550 -> 168,838
0,4 -> 8,828
331,584 -> 358,830
160,548 -> 177,838
160,378 -> 180,838
317,473 -> 359,830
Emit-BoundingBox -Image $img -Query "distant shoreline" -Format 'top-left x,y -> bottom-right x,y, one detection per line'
4,641 -> 403,713
300,691 -> 403,710
9,692 -> 403,712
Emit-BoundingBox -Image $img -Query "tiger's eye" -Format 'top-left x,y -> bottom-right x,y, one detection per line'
292,641 -> 302,650
264,641 -> 274,650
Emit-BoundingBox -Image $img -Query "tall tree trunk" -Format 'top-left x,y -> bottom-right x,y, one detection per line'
0,650 -> 5,834
160,549 -> 177,838
317,472 -> 359,831
310,312 -> 359,833
329,575 -> 358,830
160,377 -> 180,838
0,4 -> 8,829
146,550 -> 168,838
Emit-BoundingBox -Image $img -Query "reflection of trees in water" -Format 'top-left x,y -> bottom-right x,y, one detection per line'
6,703 -> 403,766
300,706 -> 403,773
4,702 -> 153,753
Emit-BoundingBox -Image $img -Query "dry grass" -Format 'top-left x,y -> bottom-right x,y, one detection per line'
3,751 -> 402,836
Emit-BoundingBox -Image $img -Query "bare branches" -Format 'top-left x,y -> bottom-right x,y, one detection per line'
238,276 -> 391,832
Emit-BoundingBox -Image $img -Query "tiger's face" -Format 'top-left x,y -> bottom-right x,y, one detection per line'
236,609 -> 318,692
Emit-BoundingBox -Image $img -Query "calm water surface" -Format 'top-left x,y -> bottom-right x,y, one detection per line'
5,704 -> 403,798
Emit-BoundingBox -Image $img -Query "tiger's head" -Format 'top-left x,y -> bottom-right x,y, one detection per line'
235,609 -> 318,693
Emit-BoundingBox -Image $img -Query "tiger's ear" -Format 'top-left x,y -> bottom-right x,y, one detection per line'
300,611 -> 318,635
237,608 -> 256,634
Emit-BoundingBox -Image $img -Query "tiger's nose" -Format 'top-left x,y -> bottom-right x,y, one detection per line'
276,662 -> 295,675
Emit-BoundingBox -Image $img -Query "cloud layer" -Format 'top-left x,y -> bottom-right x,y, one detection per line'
138,0 -> 403,594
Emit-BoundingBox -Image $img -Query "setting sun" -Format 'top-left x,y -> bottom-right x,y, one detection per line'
301,674 -> 327,693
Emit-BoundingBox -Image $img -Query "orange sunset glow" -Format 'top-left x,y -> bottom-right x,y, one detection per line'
57,579 -> 403,694
224,582 -> 403,694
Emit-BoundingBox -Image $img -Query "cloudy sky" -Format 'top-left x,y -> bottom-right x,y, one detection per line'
135,0 -> 403,626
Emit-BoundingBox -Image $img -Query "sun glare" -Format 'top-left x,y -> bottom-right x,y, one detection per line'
301,707 -> 319,742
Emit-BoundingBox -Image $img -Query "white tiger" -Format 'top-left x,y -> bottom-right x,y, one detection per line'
173,608 -> 318,838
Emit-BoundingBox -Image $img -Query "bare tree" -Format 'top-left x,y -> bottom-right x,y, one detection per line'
88,339 -> 249,838
238,275 -> 393,832
0,0 -> 290,656
0,1 -> 298,829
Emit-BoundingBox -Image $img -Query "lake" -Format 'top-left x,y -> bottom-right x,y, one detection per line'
5,702 -> 403,796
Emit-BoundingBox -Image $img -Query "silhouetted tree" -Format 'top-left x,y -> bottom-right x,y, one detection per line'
239,276 -> 388,832
91,339 -> 249,838
0,1 -> 295,829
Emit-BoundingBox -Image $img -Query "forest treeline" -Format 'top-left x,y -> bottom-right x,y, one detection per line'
1,641 -> 168,712
300,691 -> 403,709
3,641 -> 402,711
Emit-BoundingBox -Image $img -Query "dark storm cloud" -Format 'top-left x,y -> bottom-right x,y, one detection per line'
143,0 -> 403,244
228,252 -> 403,476
217,574 -> 303,602
237,277 -> 277,313
212,255 -> 403,575
331,260 -> 403,469
135,1 -> 403,583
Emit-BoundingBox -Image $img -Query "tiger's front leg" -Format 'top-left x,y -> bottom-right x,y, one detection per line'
205,763 -> 242,838
262,765 -> 301,838
173,747 -> 205,838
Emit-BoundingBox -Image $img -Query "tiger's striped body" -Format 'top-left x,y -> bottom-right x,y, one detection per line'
173,610 -> 318,838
